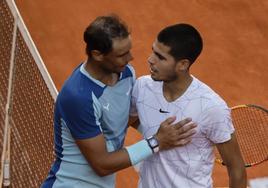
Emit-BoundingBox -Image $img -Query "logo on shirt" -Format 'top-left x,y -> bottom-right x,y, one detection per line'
103,103 -> 110,111
126,87 -> 131,96
159,109 -> 169,113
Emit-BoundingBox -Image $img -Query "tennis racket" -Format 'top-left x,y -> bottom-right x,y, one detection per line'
215,104 -> 268,167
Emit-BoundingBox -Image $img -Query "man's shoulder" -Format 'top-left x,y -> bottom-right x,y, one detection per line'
136,75 -> 154,85
192,77 -> 228,109
135,75 -> 159,90
58,74 -> 102,110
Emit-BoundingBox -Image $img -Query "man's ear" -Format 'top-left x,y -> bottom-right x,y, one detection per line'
176,59 -> 191,71
91,50 -> 104,61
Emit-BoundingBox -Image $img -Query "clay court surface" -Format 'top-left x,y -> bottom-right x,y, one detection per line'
15,0 -> 268,187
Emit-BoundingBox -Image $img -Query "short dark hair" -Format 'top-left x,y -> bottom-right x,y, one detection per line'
83,14 -> 130,57
157,23 -> 203,65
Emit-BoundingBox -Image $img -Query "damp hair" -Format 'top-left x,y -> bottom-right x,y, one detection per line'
83,14 -> 130,57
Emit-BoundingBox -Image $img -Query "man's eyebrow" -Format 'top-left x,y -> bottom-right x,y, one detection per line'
152,47 -> 166,60
117,51 -> 129,57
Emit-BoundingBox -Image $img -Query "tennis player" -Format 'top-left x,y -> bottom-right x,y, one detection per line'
131,23 -> 247,188
41,15 -> 197,188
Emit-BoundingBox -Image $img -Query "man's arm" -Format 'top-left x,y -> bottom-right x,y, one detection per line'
216,133 -> 247,188
76,134 -> 130,176
76,117 -> 196,176
128,116 -> 140,130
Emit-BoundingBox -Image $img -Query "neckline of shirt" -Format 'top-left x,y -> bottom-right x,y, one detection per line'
80,62 -> 124,88
159,75 -> 197,104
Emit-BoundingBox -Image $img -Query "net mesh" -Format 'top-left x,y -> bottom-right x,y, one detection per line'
0,0 -> 56,187
0,0 -> 14,159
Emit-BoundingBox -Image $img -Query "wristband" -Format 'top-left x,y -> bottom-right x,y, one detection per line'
126,139 -> 153,165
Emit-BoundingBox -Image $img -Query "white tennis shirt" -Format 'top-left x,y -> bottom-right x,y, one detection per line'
130,75 -> 234,188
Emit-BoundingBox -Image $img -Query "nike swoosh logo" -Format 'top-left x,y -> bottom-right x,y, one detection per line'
159,109 -> 169,113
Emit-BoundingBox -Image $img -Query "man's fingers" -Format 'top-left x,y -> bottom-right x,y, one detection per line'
175,138 -> 192,146
161,116 -> 176,125
173,118 -> 192,128
174,120 -> 197,131
175,129 -> 196,140
157,117 -> 197,150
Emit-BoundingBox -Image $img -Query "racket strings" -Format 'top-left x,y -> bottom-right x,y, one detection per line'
232,106 -> 268,165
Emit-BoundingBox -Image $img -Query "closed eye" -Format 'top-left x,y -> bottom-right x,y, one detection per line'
117,51 -> 130,57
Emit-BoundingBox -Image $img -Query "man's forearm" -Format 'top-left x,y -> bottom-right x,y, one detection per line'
92,148 -> 132,176
91,139 -> 155,176
228,166 -> 247,188
128,116 -> 140,129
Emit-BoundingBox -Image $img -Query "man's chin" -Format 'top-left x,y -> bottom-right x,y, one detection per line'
116,66 -> 126,73
150,74 -> 161,82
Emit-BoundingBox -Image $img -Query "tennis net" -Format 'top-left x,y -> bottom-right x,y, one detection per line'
0,0 -> 57,187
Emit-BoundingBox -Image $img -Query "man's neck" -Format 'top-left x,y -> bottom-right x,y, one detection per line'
163,74 -> 193,102
84,59 -> 119,86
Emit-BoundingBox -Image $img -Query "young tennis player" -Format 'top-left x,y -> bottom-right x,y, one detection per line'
131,23 -> 247,188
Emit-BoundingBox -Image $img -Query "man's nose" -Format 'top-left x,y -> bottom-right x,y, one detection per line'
147,54 -> 155,65
127,53 -> 134,62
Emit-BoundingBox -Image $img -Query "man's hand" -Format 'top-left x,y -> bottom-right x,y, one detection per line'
155,117 -> 197,150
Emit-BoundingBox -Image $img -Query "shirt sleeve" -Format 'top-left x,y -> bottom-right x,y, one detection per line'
199,105 -> 235,144
60,92 -> 102,140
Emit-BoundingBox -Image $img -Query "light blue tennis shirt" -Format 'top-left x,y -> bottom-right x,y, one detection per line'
41,62 -> 135,188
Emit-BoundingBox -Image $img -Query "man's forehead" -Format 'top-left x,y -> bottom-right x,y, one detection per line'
152,40 -> 170,54
112,36 -> 131,45
112,36 -> 132,53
